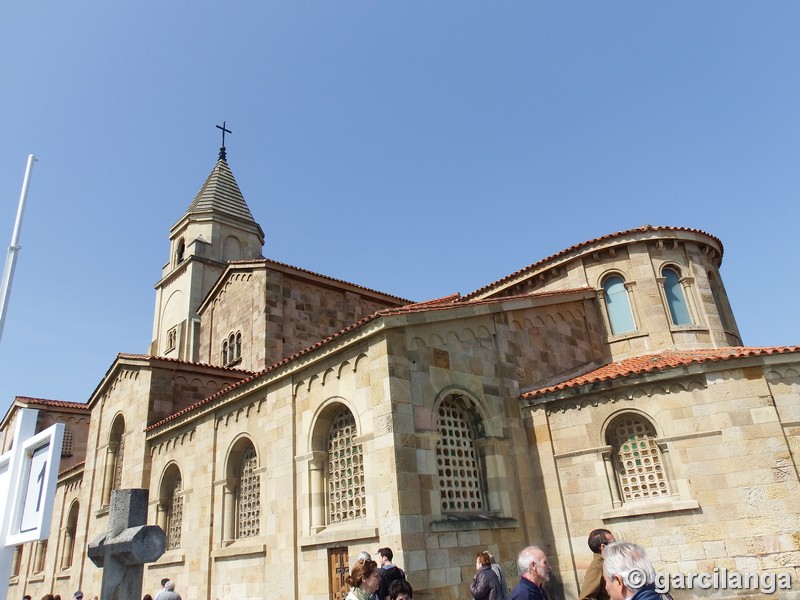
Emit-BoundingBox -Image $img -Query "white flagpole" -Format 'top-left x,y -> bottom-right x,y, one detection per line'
0,154 -> 37,343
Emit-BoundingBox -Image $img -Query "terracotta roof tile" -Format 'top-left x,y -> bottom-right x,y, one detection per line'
523,346 -> 800,400
148,287 -> 595,431
463,225 -> 723,300
14,397 -> 90,411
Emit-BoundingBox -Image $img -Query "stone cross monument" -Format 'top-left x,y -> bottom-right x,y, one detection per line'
88,488 -> 166,600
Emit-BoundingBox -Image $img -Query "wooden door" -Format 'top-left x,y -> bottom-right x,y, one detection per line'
329,547 -> 350,600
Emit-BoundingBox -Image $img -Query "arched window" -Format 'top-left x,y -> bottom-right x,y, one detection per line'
167,474 -> 183,549
602,275 -> 636,334
175,238 -> 185,264
102,415 -> 125,506
326,407 -> 365,524
158,466 -> 183,551
60,501 -> 79,570
662,267 -> 691,325
237,444 -> 260,538
222,331 -> 242,366
607,414 -> 668,502
435,395 -> 486,514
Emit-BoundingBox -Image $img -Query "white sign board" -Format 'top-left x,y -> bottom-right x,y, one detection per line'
5,422 -> 63,545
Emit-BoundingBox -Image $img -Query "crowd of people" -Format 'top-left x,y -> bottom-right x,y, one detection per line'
29,532 -> 663,600
347,531 -> 667,600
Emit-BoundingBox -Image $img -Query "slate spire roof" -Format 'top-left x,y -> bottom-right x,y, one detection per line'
185,155 -> 260,228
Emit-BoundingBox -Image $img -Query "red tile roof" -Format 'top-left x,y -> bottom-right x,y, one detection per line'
523,346 -> 800,400
14,397 -> 90,411
463,225 -> 723,300
147,287 -> 596,431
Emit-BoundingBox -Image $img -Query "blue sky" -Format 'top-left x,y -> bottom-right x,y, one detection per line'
1,2 -> 798,415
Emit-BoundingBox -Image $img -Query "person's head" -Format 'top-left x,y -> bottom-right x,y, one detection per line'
346,559 -> 381,593
24,595 -> 31,600
484,550 -> 496,564
143,595 -> 153,600
164,582 -> 175,593
73,593 -> 83,600
603,541 -> 656,600
516,546 -> 551,585
389,579 -> 413,600
476,551 -> 492,569
160,578 -> 170,589
377,547 -> 393,564
588,529 -> 616,555
355,551 -> 372,563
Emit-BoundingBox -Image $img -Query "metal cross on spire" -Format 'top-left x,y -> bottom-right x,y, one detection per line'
216,121 -> 232,161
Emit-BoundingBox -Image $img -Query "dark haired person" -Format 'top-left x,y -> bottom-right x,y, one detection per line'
579,529 -> 615,600
389,579 -> 413,600
377,547 -> 405,600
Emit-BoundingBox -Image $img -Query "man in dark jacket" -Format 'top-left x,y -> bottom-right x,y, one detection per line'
602,542 -> 664,600
509,546 -> 551,600
377,547 -> 406,600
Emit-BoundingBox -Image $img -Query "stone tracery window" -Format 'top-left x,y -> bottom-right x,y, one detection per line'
237,445 -> 260,538
436,395 -> 485,513
326,408 -> 365,524
113,434 -> 126,491
608,414 -> 668,502
167,474 -> 183,550
222,331 -> 242,366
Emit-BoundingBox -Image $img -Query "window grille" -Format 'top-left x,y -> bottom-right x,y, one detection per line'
436,397 -> 484,513
237,445 -> 260,538
327,408 -> 365,524
610,416 -> 668,501
61,426 -> 74,457
167,475 -> 183,550
113,436 -> 125,491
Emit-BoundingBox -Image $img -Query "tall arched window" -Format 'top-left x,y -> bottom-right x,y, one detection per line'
602,275 -> 636,334
607,414 -> 668,502
662,267 -> 691,325
102,415 -> 125,506
326,407 -> 365,524
158,466 -> 183,551
60,501 -> 79,570
436,395 -> 486,514
175,238 -> 185,264
237,444 -> 260,538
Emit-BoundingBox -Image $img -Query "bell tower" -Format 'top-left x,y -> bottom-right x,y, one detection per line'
150,124 -> 265,360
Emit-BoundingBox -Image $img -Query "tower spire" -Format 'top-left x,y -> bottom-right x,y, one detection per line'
216,121 -> 232,161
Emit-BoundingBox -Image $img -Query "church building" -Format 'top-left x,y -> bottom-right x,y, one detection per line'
3,145 -> 799,600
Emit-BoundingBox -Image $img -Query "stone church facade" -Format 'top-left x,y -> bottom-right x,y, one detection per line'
2,151 -> 799,600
